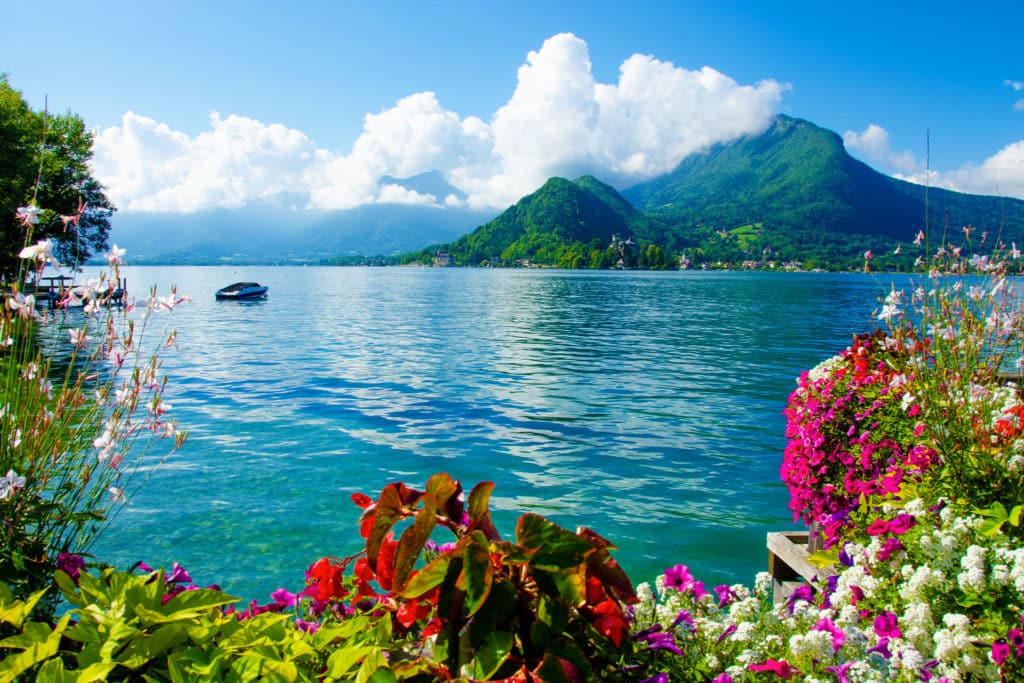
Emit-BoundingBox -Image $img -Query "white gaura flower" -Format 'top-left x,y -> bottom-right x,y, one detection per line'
7,293 -> 38,319
0,470 -> 27,499
18,238 -> 58,265
15,205 -> 41,226
106,244 -> 126,265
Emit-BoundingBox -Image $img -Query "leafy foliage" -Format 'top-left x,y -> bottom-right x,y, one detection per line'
0,75 -> 115,279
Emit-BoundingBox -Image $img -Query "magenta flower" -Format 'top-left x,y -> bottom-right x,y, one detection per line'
270,587 -> 297,607
868,636 -> 892,659
992,640 -> 1012,666
671,609 -> 694,630
1008,628 -> 1024,656
873,611 -> 902,639
812,617 -> 846,653
663,564 -> 694,592
888,513 -> 917,535
710,675 -> 733,683
866,518 -> 890,536
714,584 -> 737,607
877,537 -> 905,561
749,658 -> 799,679
167,562 -> 193,584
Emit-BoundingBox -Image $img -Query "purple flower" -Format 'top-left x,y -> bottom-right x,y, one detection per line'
714,584 -> 737,607
888,513 -> 917,535
868,636 -> 893,659
167,562 -> 193,584
825,661 -> 853,683
717,624 -> 737,643
56,553 -> 86,583
838,544 -> 854,567
671,609 -> 694,630
787,583 -> 814,613
638,674 -> 668,683
873,611 -> 901,639
641,631 -> 682,656
710,676 -> 733,683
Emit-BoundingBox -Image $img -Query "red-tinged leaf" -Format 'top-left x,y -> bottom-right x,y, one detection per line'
467,481 -> 501,541
586,550 -> 638,604
396,599 -> 420,629
456,531 -> 493,617
367,483 -> 414,565
352,492 -> 373,508
400,551 -> 454,599
515,514 -> 594,570
426,474 -> 460,514
394,494 -> 438,589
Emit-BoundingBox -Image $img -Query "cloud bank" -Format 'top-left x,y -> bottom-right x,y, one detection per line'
92,33 -> 787,213
844,123 -> 1024,200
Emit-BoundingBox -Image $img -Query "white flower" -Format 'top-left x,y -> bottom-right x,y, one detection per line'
0,470 -> 26,499
106,244 -> 126,265
15,205 -> 41,226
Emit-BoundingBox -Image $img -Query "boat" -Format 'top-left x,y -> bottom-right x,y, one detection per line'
215,282 -> 268,300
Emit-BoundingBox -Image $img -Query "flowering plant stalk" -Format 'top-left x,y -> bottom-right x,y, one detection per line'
0,201 -> 186,607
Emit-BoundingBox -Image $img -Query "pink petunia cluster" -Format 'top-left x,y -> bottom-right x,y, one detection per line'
781,332 -> 937,545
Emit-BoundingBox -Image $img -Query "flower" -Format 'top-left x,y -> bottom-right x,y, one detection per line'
18,238 -> 56,264
106,244 -> 126,265
873,611 -> 902,638
15,204 -> 41,226
749,658 -> 799,678
57,553 -> 86,583
0,470 -> 26,499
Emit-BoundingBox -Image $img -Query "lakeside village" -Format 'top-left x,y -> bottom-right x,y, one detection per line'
430,233 -> 808,271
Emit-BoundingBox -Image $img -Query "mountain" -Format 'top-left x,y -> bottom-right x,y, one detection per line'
413,176 -> 670,267
109,202 -> 493,265
623,115 -> 1024,252
379,170 -> 467,203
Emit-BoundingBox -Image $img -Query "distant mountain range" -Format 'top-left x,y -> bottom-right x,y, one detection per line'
109,115 -> 1024,269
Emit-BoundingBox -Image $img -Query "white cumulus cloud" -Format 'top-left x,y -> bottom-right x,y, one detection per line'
844,122 -> 1024,200
92,32 -> 788,213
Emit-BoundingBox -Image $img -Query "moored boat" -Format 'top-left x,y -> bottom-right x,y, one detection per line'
215,282 -> 268,300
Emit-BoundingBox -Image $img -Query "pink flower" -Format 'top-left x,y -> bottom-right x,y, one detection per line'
992,640 -> 1011,666
812,617 -> 846,653
873,611 -> 901,639
888,513 -> 917,535
749,659 -> 799,679
866,518 -> 890,536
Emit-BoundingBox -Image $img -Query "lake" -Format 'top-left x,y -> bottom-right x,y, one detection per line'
84,266 -> 896,602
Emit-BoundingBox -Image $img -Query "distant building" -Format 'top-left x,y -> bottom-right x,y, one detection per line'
433,250 -> 453,267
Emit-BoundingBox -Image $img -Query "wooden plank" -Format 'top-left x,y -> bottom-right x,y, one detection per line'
767,531 -> 836,583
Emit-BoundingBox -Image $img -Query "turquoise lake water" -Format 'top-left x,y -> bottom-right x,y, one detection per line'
85,266 -> 899,602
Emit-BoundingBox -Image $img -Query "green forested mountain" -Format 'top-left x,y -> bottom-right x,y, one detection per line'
623,115 -> 1024,267
407,115 -> 1024,271
407,176 -> 671,268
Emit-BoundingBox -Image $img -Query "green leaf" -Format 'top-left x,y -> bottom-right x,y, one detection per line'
548,566 -> 586,607
116,623 -> 189,669
399,550 -> 453,599
468,631 -> 513,680
326,644 -> 375,677
34,658 -> 76,683
807,548 -> 839,569
355,649 -> 391,683
394,494 -> 438,589
0,614 -> 69,681
457,533 -> 494,618
515,514 -> 594,570
979,519 -> 1005,537
0,587 -> 49,629
1010,505 -> 1023,527
159,587 -> 239,619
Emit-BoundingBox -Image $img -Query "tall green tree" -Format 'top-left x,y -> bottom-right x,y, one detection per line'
0,75 -> 114,280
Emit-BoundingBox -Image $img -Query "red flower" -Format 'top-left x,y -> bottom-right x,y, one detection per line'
591,599 -> 627,647
303,558 -> 347,601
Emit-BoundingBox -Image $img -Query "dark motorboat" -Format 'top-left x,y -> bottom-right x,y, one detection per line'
215,282 -> 268,300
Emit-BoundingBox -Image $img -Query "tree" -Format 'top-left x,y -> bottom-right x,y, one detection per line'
0,76 -> 114,280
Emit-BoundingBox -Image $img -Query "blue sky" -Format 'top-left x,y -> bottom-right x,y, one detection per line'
3,0 -> 1022,212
